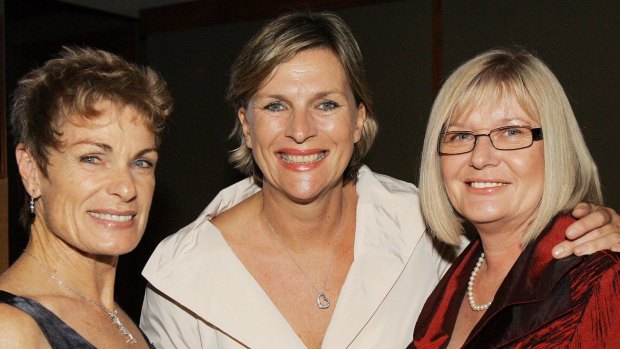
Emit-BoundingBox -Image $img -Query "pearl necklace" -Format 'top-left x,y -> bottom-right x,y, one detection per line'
26,251 -> 137,344
467,252 -> 493,311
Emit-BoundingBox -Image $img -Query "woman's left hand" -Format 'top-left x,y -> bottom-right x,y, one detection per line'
552,203 -> 620,258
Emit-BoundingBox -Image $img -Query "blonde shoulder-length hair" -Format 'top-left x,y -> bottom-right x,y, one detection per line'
419,47 -> 603,246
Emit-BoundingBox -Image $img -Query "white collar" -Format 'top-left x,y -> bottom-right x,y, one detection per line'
144,165 -> 427,348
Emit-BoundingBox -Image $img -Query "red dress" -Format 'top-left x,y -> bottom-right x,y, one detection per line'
410,215 -> 620,348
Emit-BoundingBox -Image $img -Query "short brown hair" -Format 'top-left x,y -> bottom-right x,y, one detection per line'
11,46 -> 173,175
11,46 -> 173,225
227,11 -> 378,185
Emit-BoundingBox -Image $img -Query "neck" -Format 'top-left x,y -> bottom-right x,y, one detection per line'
261,181 -> 356,250
475,227 -> 524,279
25,220 -> 118,309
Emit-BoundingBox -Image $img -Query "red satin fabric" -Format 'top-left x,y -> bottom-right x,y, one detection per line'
410,215 -> 620,348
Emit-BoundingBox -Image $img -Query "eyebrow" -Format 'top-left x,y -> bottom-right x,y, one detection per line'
258,94 -> 286,101
136,148 -> 159,157
257,90 -> 346,100
71,141 -> 113,152
315,90 -> 344,98
446,116 -> 528,128
70,141 -> 158,156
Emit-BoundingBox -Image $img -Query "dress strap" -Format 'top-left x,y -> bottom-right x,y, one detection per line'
0,290 -> 96,348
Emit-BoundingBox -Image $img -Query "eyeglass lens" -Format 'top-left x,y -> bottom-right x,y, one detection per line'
439,126 -> 540,155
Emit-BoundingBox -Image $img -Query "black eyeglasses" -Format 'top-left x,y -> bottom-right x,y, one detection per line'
438,125 -> 543,155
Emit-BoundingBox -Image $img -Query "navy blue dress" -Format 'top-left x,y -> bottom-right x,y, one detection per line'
0,290 -> 155,349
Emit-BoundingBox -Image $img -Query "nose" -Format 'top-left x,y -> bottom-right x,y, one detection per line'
469,135 -> 500,169
107,165 -> 137,202
284,108 -> 317,143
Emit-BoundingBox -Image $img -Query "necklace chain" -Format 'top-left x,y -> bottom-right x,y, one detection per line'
467,252 -> 493,311
263,212 -> 339,310
25,251 -> 137,344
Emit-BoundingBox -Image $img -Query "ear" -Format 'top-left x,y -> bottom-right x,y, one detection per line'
15,144 -> 42,198
238,107 -> 253,149
353,103 -> 367,143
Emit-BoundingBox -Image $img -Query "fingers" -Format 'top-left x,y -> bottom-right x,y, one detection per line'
553,206 -> 620,259
552,229 -> 601,258
553,205 -> 620,259
552,241 -> 574,259
571,230 -> 620,255
570,202 -> 595,219
566,205 -> 613,239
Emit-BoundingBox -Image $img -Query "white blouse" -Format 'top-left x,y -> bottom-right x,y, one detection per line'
140,166 -> 454,348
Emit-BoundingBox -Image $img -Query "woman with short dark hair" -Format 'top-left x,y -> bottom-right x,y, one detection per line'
0,46 -> 172,348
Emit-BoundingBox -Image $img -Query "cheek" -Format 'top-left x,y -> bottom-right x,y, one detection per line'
40,176 -> 80,210
440,157 -> 461,184
38,187 -> 80,237
513,147 -> 545,188
137,177 -> 156,204
321,116 -> 357,146
440,156 -> 471,203
251,118 -> 284,145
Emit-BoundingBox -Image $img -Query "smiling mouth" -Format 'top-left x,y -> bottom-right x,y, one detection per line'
468,182 -> 507,189
88,212 -> 134,222
278,151 -> 327,164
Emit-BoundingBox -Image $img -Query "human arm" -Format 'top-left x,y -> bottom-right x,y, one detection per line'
552,203 -> 620,258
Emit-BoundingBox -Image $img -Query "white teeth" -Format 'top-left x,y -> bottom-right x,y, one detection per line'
469,182 -> 506,188
88,212 -> 133,222
279,152 -> 326,164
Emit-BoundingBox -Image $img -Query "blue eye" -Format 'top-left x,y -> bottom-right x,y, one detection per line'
263,102 -> 285,112
80,155 -> 100,164
133,159 -> 154,168
503,128 -> 524,137
445,132 -> 473,143
318,101 -> 339,111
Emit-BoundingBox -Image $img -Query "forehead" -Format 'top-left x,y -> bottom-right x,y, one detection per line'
61,100 -> 148,129
257,48 -> 350,93
57,101 -> 154,143
449,83 -> 539,126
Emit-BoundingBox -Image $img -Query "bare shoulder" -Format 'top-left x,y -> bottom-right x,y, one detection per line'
0,303 -> 50,348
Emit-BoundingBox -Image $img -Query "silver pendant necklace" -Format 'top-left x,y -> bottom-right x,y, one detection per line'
26,251 -> 137,344
263,212 -> 339,310
467,252 -> 493,311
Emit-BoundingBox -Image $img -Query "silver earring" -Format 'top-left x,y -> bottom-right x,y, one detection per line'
29,196 -> 35,215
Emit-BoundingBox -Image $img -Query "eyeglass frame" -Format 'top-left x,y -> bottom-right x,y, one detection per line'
438,125 -> 544,155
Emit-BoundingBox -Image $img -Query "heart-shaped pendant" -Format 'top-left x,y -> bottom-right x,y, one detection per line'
317,292 -> 330,309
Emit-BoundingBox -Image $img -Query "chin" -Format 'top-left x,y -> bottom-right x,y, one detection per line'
460,209 -> 506,225
91,236 -> 143,256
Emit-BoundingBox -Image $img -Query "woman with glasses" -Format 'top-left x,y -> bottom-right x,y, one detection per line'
409,48 -> 619,348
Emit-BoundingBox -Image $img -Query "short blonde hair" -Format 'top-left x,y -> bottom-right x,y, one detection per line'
419,47 -> 602,246
227,11 -> 378,186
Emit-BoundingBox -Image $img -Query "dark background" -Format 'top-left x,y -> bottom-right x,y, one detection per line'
4,0 -> 619,321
